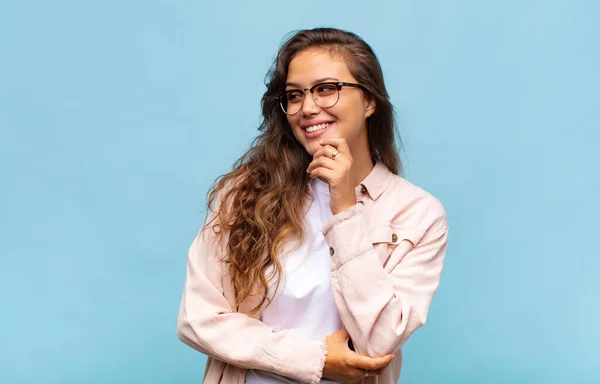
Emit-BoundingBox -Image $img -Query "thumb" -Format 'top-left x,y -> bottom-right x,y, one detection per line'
350,353 -> 395,371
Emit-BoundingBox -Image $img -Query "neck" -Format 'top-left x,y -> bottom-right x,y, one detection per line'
350,143 -> 375,188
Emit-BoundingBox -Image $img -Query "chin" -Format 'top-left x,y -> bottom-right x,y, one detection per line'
305,143 -> 321,156
294,137 -> 315,155
302,147 -> 316,157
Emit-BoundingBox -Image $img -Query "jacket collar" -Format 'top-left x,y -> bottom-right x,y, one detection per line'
356,161 -> 393,200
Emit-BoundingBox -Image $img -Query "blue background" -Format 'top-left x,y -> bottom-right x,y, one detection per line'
1,1 -> 598,383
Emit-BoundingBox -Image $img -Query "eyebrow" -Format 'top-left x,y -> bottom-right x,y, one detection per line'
285,77 -> 341,88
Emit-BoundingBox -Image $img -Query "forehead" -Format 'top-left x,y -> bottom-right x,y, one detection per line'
286,48 -> 356,85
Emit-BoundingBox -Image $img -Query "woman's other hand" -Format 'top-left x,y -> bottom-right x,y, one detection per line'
322,328 -> 394,382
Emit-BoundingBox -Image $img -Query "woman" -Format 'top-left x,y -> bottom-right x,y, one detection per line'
177,27 -> 448,383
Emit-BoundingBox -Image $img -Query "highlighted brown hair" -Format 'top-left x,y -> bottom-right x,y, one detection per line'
205,27 -> 401,314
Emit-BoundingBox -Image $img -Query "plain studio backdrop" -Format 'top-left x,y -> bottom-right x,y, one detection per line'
1,1 -> 598,383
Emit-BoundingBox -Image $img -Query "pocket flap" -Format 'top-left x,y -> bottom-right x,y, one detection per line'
369,224 -> 394,244
370,224 -> 423,246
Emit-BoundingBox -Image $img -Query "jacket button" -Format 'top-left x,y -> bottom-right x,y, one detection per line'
357,200 -> 364,206
392,233 -> 398,242
360,185 -> 367,194
329,247 -> 335,256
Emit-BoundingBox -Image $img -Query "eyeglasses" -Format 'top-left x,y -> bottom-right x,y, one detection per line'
279,81 -> 365,115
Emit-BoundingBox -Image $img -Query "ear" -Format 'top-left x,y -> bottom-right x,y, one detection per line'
364,95 -> 376,119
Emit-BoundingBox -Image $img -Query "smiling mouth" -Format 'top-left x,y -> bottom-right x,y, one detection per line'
304,122 -> 332,133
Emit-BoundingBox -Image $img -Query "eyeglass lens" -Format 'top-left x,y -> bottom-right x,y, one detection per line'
281,83 -> 340,114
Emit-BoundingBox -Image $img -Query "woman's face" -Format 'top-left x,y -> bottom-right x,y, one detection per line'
285,48 -> 375,157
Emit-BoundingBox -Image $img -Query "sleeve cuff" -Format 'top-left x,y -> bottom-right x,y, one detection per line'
274,333 -> 328,384
321,204 -> 373,270
321,202 -> 364,235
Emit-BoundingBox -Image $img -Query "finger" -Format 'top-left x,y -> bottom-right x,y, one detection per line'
313,144 -> 338,159
317,139 -> 352,166
312,147 -> 349,169
367,354 -> 394,370
307,155 -> 339,173
349,353 -> 395,371
319,137 -> 343,148
308,166 -> 336,182
312,147 -> 351,171
320,137 -> 352,156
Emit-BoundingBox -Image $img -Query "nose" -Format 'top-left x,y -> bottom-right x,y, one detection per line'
301,91 -> 321,115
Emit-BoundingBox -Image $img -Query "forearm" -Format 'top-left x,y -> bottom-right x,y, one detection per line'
331,250 -> 421,356
177,304 -> 327,384
179,233 -> 328,384
324,207 -> 448,357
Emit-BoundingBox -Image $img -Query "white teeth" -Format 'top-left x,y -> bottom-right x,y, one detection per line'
305,123 -> 331,133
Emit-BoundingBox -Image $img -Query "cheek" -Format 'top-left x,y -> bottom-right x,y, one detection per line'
287,117 -> 303,135
286,119 -> 305,143
335,98 -> 363,120
331,105 -> 363,132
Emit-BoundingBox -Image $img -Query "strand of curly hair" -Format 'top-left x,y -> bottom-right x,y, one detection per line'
202,27 -> 401,314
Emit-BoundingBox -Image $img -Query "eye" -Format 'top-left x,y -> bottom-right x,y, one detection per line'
315,83 -> 338,95
285,91 -> 303,103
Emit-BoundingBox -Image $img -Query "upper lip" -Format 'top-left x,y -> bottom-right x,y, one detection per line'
300,120 -> 334,129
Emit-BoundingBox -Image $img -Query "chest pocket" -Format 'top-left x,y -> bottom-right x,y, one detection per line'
369,224 -> 422,269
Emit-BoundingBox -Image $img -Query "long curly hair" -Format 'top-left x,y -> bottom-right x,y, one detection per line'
204,27 -> 402,314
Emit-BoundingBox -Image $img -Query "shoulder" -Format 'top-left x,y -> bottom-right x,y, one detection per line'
378,173 -> 448,240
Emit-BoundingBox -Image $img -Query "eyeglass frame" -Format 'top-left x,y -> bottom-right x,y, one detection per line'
279,81 -> 366,115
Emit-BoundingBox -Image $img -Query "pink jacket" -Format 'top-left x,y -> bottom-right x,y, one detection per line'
177,162 -> 448,383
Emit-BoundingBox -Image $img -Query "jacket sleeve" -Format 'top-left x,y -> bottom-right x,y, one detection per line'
322,198 -> 448,358
177,224 -> 327,384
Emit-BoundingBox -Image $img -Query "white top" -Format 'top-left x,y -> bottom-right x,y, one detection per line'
245,178 -> 343,384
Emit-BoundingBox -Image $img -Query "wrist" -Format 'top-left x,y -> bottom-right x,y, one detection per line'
331,199 -> 358,215
332,206 -> 352,215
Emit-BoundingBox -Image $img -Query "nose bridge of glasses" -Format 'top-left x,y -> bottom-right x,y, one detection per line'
300,87 -> 321,110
